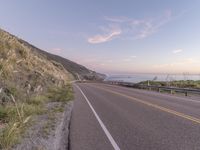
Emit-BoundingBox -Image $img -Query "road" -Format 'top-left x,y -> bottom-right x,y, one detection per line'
69,83 -> 200,150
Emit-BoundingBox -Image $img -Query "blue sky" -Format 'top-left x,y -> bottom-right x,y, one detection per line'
1,0 -> 200,74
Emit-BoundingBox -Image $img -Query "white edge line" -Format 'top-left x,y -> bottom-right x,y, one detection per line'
75,84 -> 120,150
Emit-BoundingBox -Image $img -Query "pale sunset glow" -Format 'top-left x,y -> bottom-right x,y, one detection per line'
1,0 -> 200,74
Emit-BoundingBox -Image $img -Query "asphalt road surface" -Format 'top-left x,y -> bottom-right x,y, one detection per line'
69,83 -> 200,150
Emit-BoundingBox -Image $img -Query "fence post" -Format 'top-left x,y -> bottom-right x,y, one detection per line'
185,92 -> 188,96
170,90 -> 173,94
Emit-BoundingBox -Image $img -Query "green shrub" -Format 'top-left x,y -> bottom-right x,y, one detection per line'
0,106 -> 8,123
0,121 -> 21,149
27,95 -> 48,106
23,103 -> 46,116
0,102 -> 31,149
47,84 -> 73,102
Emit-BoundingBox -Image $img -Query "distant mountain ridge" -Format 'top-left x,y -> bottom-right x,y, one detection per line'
17,37 -> 106,81
0,28 -> 106,81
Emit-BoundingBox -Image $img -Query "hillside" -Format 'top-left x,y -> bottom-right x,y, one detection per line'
0,28 -> 73,98
0,28 -> 75,149
0,28 -> 106,149
17,38 -> 106,81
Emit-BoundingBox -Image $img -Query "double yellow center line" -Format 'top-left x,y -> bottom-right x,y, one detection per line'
89,84 -> 200,124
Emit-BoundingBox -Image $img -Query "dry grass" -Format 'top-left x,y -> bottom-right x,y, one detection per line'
0,84 -> 73,149
0,28 -> 74,149
0,95 -> 31,149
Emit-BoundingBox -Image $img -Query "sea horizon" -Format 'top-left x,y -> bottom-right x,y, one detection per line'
105,73 -> 200,83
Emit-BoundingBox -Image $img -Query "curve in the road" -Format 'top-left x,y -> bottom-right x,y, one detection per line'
89,84 -> 200,124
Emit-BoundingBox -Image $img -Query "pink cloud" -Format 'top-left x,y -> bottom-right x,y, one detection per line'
88,28 -> 121,44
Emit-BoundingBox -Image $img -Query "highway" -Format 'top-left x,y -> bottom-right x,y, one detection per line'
69,83 -> 200,150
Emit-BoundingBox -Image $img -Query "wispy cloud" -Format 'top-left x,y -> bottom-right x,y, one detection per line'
122,55 -> 137,62
131,55 -> 137,58
88,27 -> 121,44
108,10 -> 172,40
49,48 -> 63,54
88,10 -> 173,44
173,49 -> 183,54
153,58 -> 200,69
123,58 -> 132,62
104,16 -> 131,23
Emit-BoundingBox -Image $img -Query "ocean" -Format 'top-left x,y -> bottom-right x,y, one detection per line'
105,74 -> 200,83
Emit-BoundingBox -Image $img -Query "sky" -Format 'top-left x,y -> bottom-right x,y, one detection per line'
0,0 -> 200,75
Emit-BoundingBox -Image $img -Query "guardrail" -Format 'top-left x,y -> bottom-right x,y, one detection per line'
105,81 -> 200,96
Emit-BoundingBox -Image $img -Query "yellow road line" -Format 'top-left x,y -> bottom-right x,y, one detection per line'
89,84 -> 200,124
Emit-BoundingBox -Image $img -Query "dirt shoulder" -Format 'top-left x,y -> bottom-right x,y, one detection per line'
13,101 -> 73,150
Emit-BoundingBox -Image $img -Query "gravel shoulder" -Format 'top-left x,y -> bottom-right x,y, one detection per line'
13,101 -> 73,150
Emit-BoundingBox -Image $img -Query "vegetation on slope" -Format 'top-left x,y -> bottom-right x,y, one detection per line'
0,28 -> 73,149
17,38 -> 106,81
